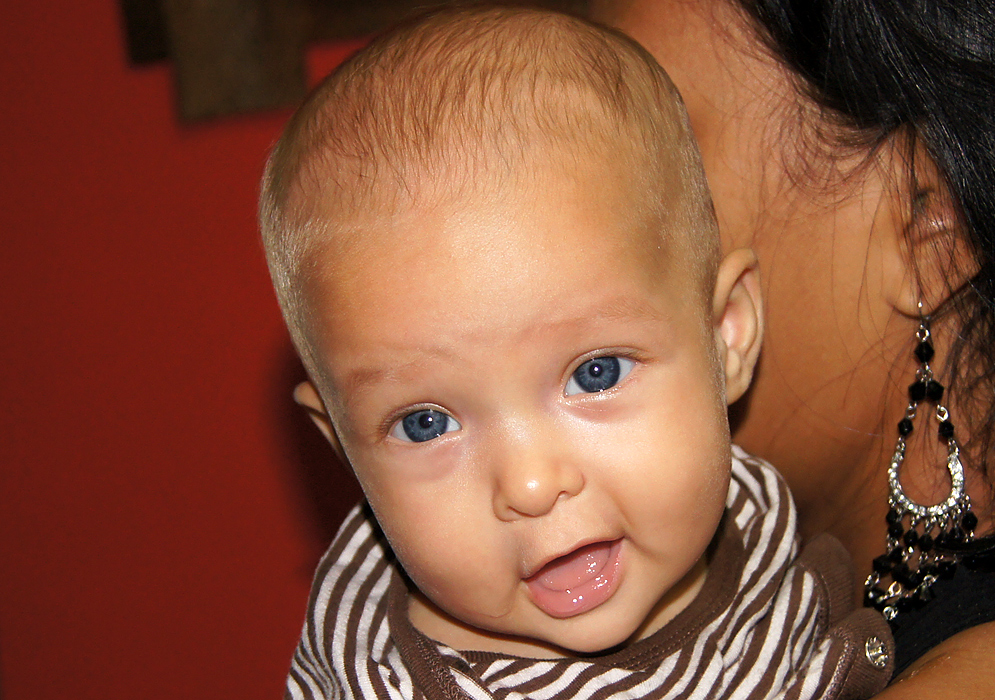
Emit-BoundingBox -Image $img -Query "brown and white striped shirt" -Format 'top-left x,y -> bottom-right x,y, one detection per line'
285,448 -> 894,700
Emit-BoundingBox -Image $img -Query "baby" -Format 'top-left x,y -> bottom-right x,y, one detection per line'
261,6 -> 893,699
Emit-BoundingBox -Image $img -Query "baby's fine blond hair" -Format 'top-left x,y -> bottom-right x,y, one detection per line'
259,4 -> 717,377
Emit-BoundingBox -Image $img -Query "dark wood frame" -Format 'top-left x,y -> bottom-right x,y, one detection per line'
120,0 -> 588,121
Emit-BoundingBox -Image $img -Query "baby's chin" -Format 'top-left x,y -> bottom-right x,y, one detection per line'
477,601 -> 665,658
527,612 -> 652,657
461,621 -> 641,659
410,591 -> 646,659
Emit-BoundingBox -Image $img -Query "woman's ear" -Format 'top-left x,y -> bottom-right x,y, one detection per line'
882,139 -> 978,316
712,248 -> 763,405
293,381 -> 347,463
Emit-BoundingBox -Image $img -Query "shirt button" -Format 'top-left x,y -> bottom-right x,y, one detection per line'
865,636 -> 890,669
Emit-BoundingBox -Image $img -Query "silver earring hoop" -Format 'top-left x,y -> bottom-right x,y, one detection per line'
864,315 -> 978,621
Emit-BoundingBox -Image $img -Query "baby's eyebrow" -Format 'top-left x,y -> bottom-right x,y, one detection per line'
592,295 -> 669,323
341,346 -> 456,396
342,366 -> 390,394
342,363 -> 413,396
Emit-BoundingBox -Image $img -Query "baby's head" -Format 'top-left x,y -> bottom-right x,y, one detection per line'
261,6 -> 762,656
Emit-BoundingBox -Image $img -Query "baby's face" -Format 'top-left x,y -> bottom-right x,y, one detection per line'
305,157 -> 733,656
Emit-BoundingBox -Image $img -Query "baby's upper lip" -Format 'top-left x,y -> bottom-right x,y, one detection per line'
523,537 -> 618,580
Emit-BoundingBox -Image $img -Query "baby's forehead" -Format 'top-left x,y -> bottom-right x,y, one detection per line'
305,162 -> 707,314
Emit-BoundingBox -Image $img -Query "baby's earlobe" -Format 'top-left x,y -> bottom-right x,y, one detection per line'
293,381 -> 345,458
293,380 -> 325,412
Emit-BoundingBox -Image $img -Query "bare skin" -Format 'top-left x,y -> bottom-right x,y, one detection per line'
591,0 -> 995,693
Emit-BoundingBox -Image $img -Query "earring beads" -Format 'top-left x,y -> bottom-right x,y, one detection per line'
864,315 -> 978,621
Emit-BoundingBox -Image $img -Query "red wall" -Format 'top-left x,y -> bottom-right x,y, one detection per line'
0,2 -> 364,697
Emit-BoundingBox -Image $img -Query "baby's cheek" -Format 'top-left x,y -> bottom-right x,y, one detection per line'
370,486 -> 495,583
401,542 -> 519,625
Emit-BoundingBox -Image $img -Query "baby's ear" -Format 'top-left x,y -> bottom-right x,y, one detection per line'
712,248 -> 763,405
293,381 -> 347,462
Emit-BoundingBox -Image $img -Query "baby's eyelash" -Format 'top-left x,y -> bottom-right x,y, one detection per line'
379,404 -> 449,438
568,349 -> 644,376
379,406 -> 416,438
566,354 -> 637,396
389,408 -> 462,443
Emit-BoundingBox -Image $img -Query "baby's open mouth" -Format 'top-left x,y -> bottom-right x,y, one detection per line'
525,540 -> 622,617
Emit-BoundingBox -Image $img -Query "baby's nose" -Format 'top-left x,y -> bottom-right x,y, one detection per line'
491,438 -> 584,520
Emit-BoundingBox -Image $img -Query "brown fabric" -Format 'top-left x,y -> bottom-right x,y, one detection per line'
794,534 -> 895,699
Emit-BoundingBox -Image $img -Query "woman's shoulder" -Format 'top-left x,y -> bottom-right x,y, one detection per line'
876,620 -> 995,699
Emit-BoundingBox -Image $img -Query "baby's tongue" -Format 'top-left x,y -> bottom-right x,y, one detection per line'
532,542 -> 611,591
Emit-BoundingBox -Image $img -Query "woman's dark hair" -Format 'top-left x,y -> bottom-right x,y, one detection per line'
734,0 -> 995,492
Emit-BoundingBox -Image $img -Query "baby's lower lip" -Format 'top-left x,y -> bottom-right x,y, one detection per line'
525,540 -> 622,618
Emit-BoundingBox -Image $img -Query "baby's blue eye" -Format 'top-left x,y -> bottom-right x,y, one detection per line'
565,356 -> 634,395
391,409 -> 461,443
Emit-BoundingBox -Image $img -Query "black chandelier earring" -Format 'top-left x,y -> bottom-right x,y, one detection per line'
864,311 -> 978,621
